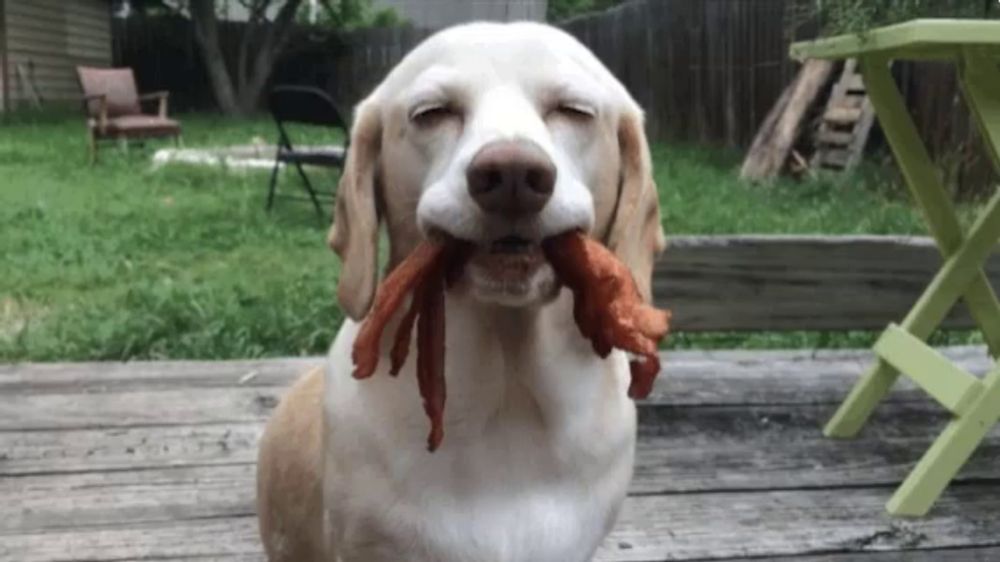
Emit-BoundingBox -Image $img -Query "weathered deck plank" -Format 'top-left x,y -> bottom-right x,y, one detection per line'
0,517 -> 264,562
742,548 -> 1000,561
4,462 -> 1000,561
2,349 -> 999,562
5,402 -> 1000,492
1,347 -> 993,431
0,423 -> 262,476
599,484 -> 1000,561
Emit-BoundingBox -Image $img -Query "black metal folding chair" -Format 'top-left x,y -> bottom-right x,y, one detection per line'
266,85 -> 349,219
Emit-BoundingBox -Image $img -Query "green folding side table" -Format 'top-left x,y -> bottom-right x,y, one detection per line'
791,19 -> 1000,517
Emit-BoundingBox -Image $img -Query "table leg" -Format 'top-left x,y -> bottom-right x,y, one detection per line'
827,190 -> 1000,438
825,55 -> 1000,438
887,363 -> 1000,515
956,51 -> 1000,353
884,50 -> 1000,517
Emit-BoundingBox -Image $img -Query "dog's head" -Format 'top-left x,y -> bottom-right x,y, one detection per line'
330,22 -> 665,320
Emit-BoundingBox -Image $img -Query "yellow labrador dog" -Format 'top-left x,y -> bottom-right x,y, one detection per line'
258,21 -> 664,562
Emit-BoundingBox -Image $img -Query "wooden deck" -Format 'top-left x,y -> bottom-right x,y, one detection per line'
3,347 -> 1000,561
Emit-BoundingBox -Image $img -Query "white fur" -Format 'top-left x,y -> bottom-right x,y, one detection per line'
320,21 -> 645,562
323,294 -> 636,562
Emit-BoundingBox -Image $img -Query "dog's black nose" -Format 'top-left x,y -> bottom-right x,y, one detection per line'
466,140 -> 556,217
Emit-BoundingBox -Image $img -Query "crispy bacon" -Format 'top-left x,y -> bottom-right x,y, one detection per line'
351,242 -> 446,381
351,232 -> 671,451
542,231 -> 671,399
416,273 -> 447,451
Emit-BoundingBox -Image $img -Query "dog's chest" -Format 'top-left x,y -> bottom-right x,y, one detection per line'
328,405 -> 635,562
324,310 -> 636,561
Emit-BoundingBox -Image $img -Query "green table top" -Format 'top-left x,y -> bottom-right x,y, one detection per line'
791,19 -> 1000,61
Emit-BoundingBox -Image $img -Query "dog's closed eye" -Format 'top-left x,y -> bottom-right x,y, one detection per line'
410,103 -> 461,127
549,101 -> 596,122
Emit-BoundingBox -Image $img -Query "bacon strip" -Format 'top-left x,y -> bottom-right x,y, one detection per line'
351,232 -> 670,452
542,231 -> 671,399
389,282 -> 424,376
416,273 -> 447,451
351,242 -> 445,381
351,240 -> 452,451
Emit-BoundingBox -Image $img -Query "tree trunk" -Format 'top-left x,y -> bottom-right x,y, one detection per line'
235,0 -> 301,114
190,0 -> 241,115
189,0 -> 303,116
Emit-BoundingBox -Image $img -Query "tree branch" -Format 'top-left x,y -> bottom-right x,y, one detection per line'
237,0 -> 303,111
236,0 -> 274,91
190,0 -> 240,114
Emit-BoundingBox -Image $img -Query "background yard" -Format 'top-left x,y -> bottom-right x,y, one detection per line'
0,111 -> 986,361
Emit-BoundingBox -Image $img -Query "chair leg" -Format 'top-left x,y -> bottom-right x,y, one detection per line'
292,161 -> 326,221
88,132 -> 97,165
886,366 -> 1000,516
266,158 -> 281,212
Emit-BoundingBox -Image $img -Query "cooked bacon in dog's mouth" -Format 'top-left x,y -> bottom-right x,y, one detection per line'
351,231 -> 671,452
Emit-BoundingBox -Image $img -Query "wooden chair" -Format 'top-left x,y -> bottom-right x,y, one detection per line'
266,85 -> 349,219
76,66 -> 182,164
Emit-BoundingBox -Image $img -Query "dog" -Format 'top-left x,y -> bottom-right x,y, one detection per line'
257,21 -> 665,562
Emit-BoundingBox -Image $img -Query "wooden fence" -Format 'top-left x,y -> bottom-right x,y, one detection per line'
329,0 -> 811,148
114,0 -> 995,193
112,16 -> 348,111
324,1 -> 994,193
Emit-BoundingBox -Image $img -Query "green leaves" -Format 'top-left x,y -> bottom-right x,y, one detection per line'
811,0 -> 997,36
547,0 -> 623,22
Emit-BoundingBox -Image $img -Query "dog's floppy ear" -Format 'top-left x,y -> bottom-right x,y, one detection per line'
606,108 -> 666,303
329,99 -> 382,321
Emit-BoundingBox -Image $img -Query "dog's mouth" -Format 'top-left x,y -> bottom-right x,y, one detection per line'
471,235 -> 546,277
488,235 -> 538,255
462,235 -> 557,305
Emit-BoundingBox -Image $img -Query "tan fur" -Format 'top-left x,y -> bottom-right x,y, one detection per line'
606,111 -> 666,303
329,102 -> 383,322
257,367 -> 326,562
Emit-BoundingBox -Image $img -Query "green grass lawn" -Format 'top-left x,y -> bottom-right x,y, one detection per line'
0,112 -> 984,361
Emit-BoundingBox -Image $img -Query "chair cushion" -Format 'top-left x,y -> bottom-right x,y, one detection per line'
91,116 -> 181,137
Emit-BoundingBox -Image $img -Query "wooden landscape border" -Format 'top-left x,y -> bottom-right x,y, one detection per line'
655,235 -> 1000,332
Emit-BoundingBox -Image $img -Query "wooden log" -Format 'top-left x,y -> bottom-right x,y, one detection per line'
740,74 -> 795,179
653,235 -> 1000,332
740,59 -> 835,182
